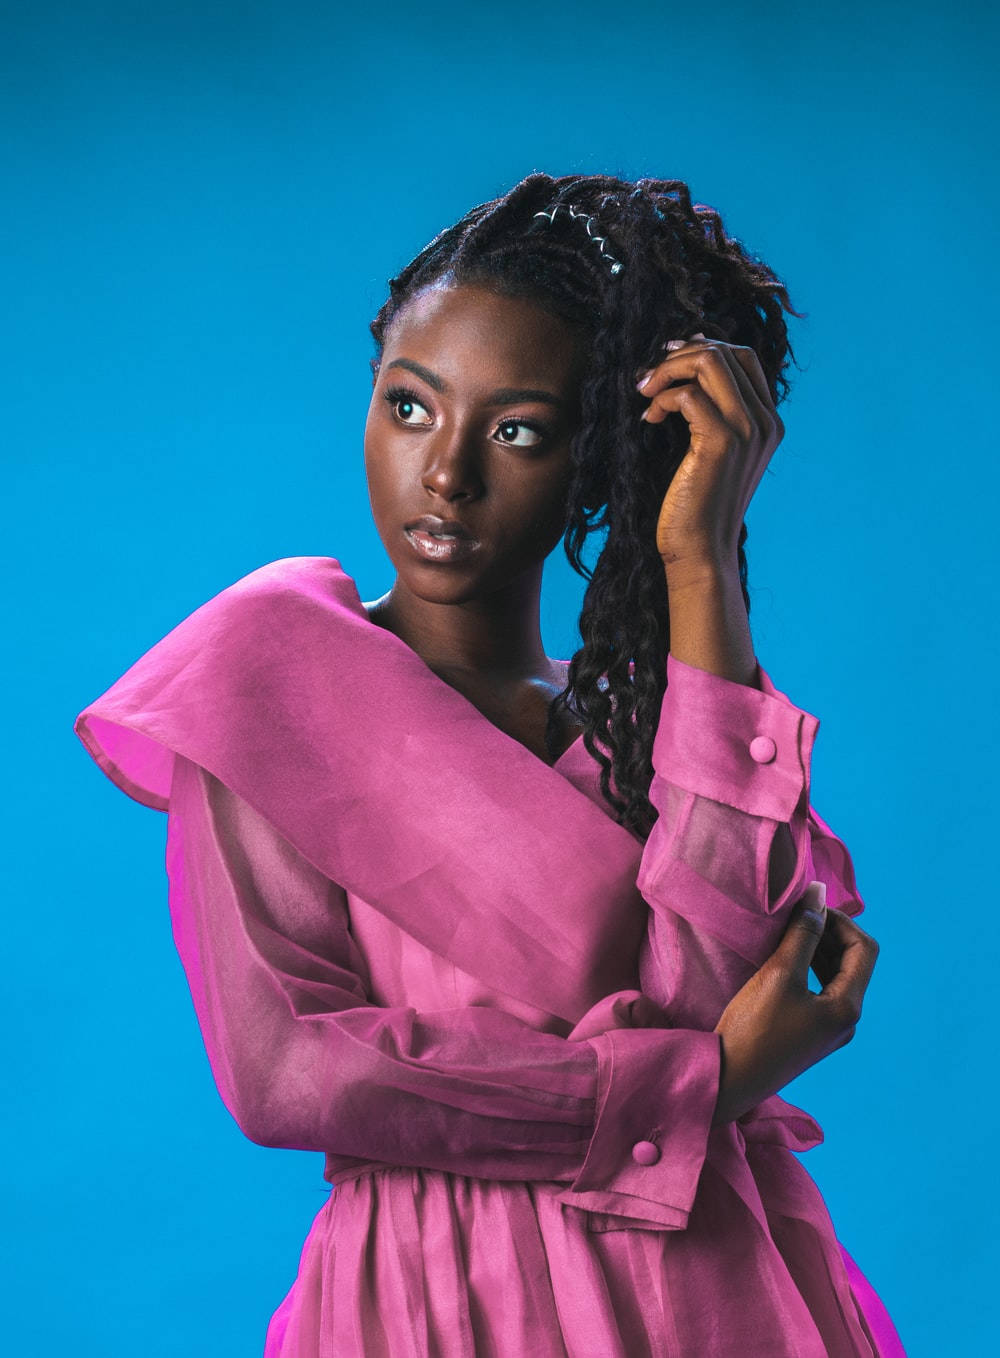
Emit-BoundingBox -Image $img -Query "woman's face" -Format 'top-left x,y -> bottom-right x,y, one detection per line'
364,281 -> 588,606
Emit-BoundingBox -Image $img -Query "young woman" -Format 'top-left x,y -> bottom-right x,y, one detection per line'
75,173 -> 906,1356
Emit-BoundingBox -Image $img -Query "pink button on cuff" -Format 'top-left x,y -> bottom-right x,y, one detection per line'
749,735 -> 777,764
631,1139 -> 661,1166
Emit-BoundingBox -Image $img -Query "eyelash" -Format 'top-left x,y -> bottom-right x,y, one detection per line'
382,383 -> 551,446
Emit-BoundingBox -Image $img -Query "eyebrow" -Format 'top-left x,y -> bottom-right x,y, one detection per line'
384,357 -> 565,408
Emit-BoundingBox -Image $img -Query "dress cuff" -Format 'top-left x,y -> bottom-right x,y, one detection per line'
654,653 -> 820,823
555,1027 -> 721,1233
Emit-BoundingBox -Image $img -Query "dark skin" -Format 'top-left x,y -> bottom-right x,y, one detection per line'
362,281 -> 880,1127
363,281 -> 589,765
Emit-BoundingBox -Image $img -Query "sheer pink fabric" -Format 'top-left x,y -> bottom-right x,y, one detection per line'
75,556 -> 906,1356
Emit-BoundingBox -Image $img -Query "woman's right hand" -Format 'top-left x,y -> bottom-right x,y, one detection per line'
711,882 -> 880,1127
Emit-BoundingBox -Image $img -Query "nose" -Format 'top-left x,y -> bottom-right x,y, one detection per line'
420,427 -> 485,503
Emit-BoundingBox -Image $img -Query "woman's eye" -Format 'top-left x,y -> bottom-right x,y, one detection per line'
382,384 -> 547,448
495,420 -> 544,449
384,386 -> 433,426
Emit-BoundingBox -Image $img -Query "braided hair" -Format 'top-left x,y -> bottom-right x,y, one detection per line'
368,172 -> 804,839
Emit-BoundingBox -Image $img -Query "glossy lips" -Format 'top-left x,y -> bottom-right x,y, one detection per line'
403,515 -> 481,564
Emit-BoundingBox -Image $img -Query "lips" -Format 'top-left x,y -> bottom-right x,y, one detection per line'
403,514 -> 473,540
402,515 -> 482,564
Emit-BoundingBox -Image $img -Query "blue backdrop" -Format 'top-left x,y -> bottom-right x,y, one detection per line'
5,1 -> 994,1352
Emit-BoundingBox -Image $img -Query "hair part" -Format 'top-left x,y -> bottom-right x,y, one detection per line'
368,172 -> 805,839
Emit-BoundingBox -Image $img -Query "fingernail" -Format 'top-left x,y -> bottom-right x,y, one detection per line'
636,370 -> 653,389
800,881 -> 827,908
665,339 -> 686,352
800,880 -> 827,926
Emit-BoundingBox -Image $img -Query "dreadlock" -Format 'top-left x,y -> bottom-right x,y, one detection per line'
368,172 -> 804,839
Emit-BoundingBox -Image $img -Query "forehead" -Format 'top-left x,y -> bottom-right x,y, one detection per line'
384,283 -> 585,389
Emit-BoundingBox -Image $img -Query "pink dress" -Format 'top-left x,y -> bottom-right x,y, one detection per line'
74,556 -> 906,1357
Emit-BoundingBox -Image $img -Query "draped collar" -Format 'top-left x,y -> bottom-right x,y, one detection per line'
75,556 -> 649,1025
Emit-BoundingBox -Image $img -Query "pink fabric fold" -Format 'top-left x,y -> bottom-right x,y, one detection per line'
75,556 -> 647,1027
74,555 -> 906,1356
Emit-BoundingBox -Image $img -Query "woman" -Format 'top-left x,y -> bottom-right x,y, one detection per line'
75,173 -> 906,1355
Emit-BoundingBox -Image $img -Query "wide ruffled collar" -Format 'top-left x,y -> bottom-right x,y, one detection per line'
75,556 -> 649,1026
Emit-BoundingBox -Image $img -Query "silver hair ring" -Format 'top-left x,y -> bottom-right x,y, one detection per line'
532,203 -> 625,276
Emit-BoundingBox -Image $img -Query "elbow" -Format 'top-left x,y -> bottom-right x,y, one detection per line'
222,1089 -> 284,1149
233,1098 -> 282,1148
218,1070 -> 315,1151
224,1066 -> 356,1155
232,1102 -> 320,1152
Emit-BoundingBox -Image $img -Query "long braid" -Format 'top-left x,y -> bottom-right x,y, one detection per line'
368,173 -> 804,839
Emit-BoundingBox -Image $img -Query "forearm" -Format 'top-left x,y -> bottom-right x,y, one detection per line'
664,557 -> 758,689
662,557 -> 798,904
169,755 -> 722,1231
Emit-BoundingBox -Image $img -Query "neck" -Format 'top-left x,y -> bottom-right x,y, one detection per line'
364,564 -> 551,680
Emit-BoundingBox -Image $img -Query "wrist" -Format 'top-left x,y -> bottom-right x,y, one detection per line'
661,551 -> 739,593
663,561 -> 757,688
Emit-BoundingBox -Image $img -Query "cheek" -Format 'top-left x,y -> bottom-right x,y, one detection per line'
363,445 -> 393,522
538,462 -> 572,520
363,422 -> 396,486
516,478 -> 571,547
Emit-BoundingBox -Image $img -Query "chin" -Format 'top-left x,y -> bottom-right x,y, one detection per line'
399,563 -> 493,605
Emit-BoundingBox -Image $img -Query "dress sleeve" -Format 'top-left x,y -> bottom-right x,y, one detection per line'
166,752 -> 721,1233
635,651 -> 866,1032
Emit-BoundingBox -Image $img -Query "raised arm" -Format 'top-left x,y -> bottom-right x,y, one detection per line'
166,752 -> 722,1233
637,566 -> 866,1033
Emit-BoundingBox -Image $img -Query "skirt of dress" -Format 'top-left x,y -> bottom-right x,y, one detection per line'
263,1166 -> 906,1358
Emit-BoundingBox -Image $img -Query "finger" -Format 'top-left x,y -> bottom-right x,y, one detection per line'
774,883 -> 828,986
640,345 -> 757,443
642,379 -> 738,454
668,335 -> 773,418
809,915 -> 842,988
807,896 -> 856,986
641,344 -> 750,434
729,346 -> 775,415
810,905 -> 871,984
639,340 -> 779,441
660,331 -> 708,356
716,345 -> 777,437
816,913 -> 880,1016
636,335 -> 718,387
694,342 -> 772,438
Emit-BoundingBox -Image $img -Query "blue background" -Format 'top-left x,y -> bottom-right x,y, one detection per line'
5,1 -> 995,1352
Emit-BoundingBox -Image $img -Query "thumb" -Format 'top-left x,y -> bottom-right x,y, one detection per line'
777,881 -> 827,980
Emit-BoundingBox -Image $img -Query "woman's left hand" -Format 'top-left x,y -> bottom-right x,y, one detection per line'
635,333 -> 785,574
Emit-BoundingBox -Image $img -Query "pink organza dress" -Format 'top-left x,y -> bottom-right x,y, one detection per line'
75,556 -> 906,1356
